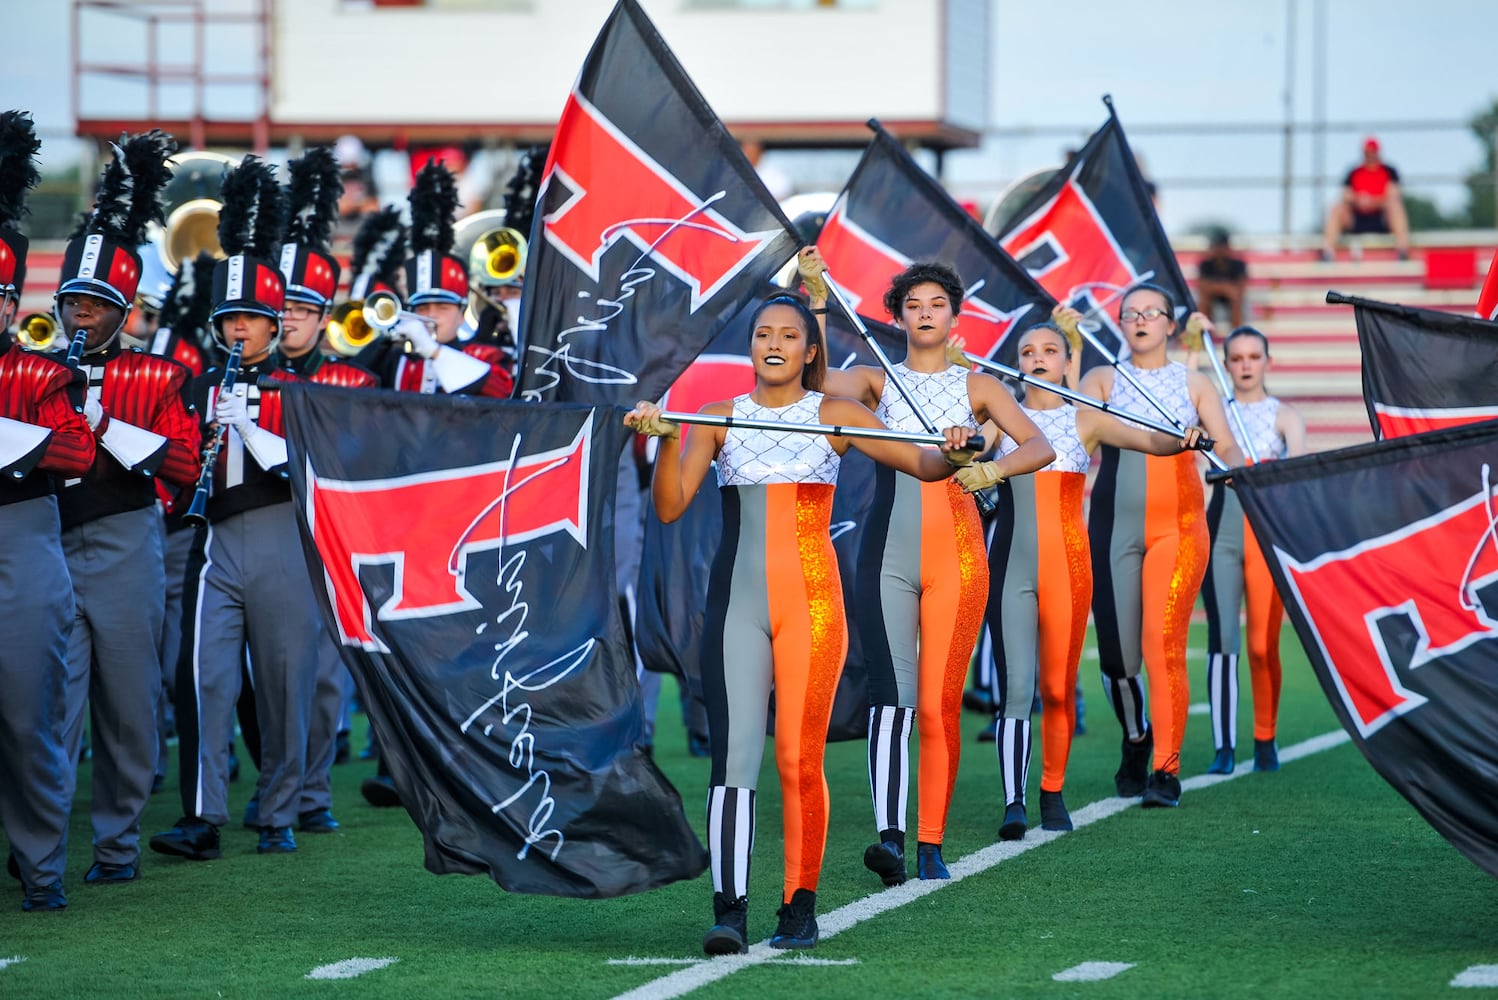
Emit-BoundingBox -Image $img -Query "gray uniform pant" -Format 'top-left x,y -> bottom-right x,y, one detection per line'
177,502 -> 319,829
298,632 -> 344,815
61,504 -> 165,865
0,497 -> 75,890
155,516 -> 197,780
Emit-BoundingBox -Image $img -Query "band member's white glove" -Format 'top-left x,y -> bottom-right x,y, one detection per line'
396,315 -> 439,359
83,395 -> 105,431
215,386 -> 255,435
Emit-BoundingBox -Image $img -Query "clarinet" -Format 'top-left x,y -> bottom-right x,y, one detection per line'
64,328 -> 90,367
182,342 -> 244,527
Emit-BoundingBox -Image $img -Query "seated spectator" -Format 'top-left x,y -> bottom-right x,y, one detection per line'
1321,137 -> 1410,261
1197,228 -> 1248,329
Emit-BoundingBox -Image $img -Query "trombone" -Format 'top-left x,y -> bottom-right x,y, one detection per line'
14,313 -> 62,353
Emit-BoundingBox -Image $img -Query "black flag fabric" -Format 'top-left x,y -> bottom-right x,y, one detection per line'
1337,291 -> 1498,439
514,0 -> 802,406
1233,421 -> 1498,879
813,121 -> 1056,367
634,299 -> 905,741
280,382 -> 707,898
993,97 -> 1192,371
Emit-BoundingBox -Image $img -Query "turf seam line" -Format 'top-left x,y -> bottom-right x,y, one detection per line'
609,727 -> 1351,1000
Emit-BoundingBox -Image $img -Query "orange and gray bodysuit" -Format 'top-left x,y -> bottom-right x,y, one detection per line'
1087,361 -> 1209,776
701,392 -> 847,905
987,405 -> 1092,809
1202,397 -> 1288,752
857,364 -> 987,850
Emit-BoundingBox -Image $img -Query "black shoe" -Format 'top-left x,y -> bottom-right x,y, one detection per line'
862,840 -> 907,887
242,794 -> 261,830
1039,790 -> 1073,832
686,731 -> 711,758
1141,769 -> 1182,809
1115,730 -> 1153,798
298,808 -> 341,833
333,731 -> 351,766
1318,248 -> 1334,263
84,861 -> 139,884
21,881 -> 66,912
976,716 -> 997,743
1207,746 -> 1235,775
361,775 -> 403,808
999,801 -> 1027,841
1254,738 -> 1280,772
961,688 -> 995,715
916,842 -> 950,880
769,889 -> 818,950
149,817 -> 222,861
257,826 -> 297,854
702,892 -> 749,956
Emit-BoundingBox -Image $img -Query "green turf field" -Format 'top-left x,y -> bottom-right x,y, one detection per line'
2,624 -> 1495,999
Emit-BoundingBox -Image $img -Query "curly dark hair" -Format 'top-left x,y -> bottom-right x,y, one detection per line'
882,261 -> 964,320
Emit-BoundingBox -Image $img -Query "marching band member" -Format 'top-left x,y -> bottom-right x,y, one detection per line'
150,156 -> 320,859
0,110 -> 96,912
629,294 -> 978,954
273,147 -> 376,835
798,250 -> 1052,883
957,323 -> 1204,837
52,131 -> 200,886
1201,327 -> 1305,774
1062,289 -> 1243,808
361,161 -> 511,397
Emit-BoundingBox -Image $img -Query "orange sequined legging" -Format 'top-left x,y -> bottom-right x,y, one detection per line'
701,483 -> 847,901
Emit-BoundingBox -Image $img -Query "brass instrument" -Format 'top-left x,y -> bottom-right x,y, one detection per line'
183,341 -> 244,527
137,151 -> 240,307
362,290 -> 435,338
325,300 -> 378,357
453,211 -> 527,332
14,313 -> 62,353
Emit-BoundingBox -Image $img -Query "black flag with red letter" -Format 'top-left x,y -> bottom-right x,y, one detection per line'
813,122 -> 1055,367
514,0 -> 801,406
1335,291 -> 1498,439
280,383 -> 706,898
1233,421 -> 1498,879
993,97 -> 1191,371
634,297 -> 904,741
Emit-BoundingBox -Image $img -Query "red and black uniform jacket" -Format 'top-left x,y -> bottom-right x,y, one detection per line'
0,338 -> 96,506
361,339 -> 514,397
56,343 -> 200,531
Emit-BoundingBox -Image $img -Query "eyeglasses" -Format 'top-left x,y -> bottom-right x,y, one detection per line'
282,304 -> 320,320
1120,308 -> 1170,323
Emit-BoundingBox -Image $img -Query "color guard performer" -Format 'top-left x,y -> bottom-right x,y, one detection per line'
0,110 -> 96,912
52,131 -> 200,885
1200,327 -> 1304,774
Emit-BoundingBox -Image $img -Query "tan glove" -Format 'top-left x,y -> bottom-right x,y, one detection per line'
1051,305 -> 1084,356
944,335 -> 972,370
797,247 -> 830,301
954,461 -> 1004,492
624,403 -> 680,440
1180,312 -> 1208,353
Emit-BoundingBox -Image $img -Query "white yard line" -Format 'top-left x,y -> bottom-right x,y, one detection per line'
305,957 -> 399,981
611,728 -> 1351,1000
1053,961 -> 1135,982
0,957 -> 26,972
1453,965 -> 1498,988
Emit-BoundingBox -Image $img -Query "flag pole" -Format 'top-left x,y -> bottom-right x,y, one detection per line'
659,410 -> 983,450
1188,318 -> 1259,464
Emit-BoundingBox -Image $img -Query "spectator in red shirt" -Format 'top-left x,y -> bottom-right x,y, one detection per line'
1321,137 -> 1410,261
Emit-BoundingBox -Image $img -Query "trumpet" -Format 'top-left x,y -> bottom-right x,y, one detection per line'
325,300 -> 378,357
14,313 -> 62,353
183,341 -> 244,527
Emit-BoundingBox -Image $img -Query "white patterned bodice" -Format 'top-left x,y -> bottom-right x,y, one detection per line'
1230,396 -> 1286,462
716,392 -> 840,486
873,363 -> 979,435
1001,405 -> 1090,474
1108,360 -> 1197,431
